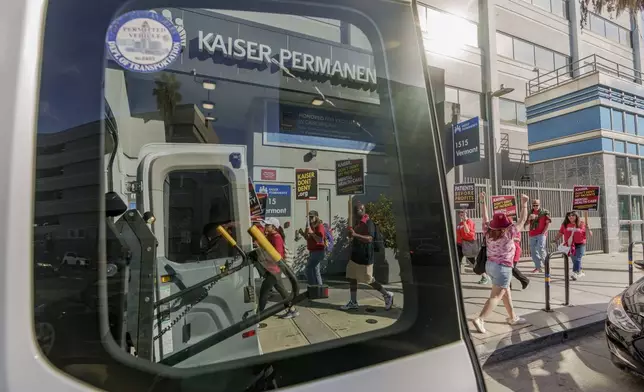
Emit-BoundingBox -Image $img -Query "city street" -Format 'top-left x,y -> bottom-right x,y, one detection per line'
483,331 -> 644,392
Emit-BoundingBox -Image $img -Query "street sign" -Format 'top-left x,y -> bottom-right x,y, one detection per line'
255,184 -> 292,217
453,117 -> 481,167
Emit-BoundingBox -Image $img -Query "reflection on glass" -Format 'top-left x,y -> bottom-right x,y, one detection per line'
496,32 -> 513,59
619,195 -> 631,220
513,38 -> 535,65
612,110 -> 624,132
499,99 -> 517,125
632,196 -> 642,220
630,158 -> 641,187
422,7 -> 478,55
535,46 -> 554,71
616,156 -> 628,185
517,103 -> 527,126
620,224 -> 631,251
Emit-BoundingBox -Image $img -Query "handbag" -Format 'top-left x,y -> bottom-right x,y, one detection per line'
557,229 -> 574,255
473,241 -> 487,275
461,240 -> 479,258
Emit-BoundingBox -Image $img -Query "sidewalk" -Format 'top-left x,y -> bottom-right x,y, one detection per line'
467,252 -> 641,364
256,252 -> 643,363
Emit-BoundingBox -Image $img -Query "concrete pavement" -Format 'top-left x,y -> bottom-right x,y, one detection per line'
484,331 -> 644,391
257,252 -> 644,363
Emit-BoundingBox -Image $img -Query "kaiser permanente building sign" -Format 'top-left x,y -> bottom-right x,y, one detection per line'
197,32 -> 377,85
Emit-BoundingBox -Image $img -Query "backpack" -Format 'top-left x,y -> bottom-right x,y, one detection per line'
371,221 -> 384,252
323,223 -> 334,253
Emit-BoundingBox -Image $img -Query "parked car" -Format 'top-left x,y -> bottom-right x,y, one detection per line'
61,252 -> 88,266
605,275 -> 644,379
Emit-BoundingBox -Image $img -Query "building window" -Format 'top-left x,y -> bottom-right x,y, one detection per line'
419,6 -> 478,49
615,140 -> 626,153
588,13 -> 631,47
638,116 -> 644,135
496,32 -> 570,71
499,98 -> 527,126
630,158 -> 640,186
612,110 -> 624,132
522,0 -> 568,18
628,142 -> 638,155
444,86 -> 482,120
619,195 -> 631,219
625,113 -> 636,134
616,156 -> 628,185
632,196 -> 643,220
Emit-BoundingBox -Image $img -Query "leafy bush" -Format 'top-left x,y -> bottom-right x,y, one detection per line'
365,194 -> 397,251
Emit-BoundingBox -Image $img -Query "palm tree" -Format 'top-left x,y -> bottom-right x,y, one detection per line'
153,73 -> 182,141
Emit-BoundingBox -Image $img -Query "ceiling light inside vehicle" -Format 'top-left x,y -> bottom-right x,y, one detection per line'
202,101 -> 215,110
205,116 -> 217,122
202,81 -> 216,90
311,98 -> 324,106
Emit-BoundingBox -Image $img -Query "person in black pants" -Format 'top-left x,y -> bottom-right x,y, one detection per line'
511,231 -> 530,290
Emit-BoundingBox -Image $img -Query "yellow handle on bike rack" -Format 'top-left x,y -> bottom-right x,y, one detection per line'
216,225 -> 237,247
248,225 -> 282,262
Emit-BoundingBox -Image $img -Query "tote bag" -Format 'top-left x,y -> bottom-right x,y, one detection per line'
461,240 -> 479,258
473,241 -> 487,275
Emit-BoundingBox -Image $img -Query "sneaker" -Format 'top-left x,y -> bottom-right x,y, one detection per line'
279,309 -> 299,319
384,292 -> 394,310
340,301 -> 359,311
531,268 -> 539,273
478,276 -> 490,284
571,272 -> 578,281
507,316 -> 528,326
473,318 -> 486,333
521,280 -> 530,290
578,271 -> 586,277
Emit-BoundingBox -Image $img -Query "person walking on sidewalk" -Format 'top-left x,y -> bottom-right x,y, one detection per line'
553,211 -> 588,281
299,211 -> 326,286
527,199 -> 551,273
456,210 -> 490,284
257,218 -> 299,318
472,192 -> 530,334
341,202 -> 394,311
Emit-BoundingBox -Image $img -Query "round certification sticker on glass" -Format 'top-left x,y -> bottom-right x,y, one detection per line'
105,10 -> 181,73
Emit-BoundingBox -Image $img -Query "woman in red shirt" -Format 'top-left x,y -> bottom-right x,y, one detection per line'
456,210 -> 489,284
258,218 -> 298,319
553,211 -> 588,280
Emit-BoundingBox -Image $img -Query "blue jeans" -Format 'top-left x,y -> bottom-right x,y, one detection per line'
306,250 -> 325,285
572,244 -> 585,273
529,235 -> 547,269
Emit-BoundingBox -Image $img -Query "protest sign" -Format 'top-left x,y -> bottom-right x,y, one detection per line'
295,168 -> 319,200
491,195 -> 517,219
336,159 -> 365,196
454,183 -> 476,210
572,186 -> 600,211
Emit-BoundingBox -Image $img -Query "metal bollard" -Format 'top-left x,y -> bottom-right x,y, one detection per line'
543,251 -> 570,312
627,241 -> 644,286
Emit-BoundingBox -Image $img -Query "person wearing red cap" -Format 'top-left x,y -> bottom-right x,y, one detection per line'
472,192 -> 530,334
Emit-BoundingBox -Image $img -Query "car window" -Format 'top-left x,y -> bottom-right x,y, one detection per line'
32,1 -> 463,391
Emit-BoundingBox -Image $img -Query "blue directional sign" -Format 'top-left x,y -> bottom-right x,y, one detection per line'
453,117 -> 481,167
255,184 -> 292,217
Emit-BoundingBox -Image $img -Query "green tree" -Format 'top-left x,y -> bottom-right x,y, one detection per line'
580,1 -> 641,26
365,194 -> 397,251
153,73 -> 182,141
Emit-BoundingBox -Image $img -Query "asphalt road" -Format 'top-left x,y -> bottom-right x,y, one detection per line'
483,331 -> 644,392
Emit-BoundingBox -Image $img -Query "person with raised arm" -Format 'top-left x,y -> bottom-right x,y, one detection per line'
472,191 -> 530,334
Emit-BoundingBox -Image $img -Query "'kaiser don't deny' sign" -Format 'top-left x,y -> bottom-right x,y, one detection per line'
296,168 -> 319,200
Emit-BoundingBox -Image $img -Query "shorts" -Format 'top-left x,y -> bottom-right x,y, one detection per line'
485,261 -> 513,288
346,260 -> 374,284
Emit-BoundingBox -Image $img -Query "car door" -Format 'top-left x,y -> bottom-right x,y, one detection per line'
4,0 -> 485,391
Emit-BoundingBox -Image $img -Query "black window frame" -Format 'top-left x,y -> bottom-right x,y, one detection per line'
31,0 -> 477,391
